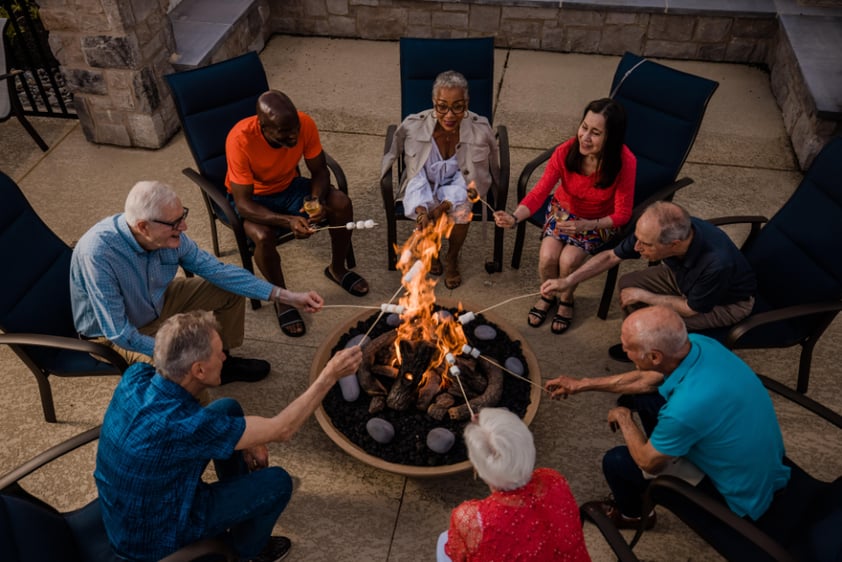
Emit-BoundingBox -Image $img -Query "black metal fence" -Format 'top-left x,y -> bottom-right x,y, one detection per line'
1,0 -> 75,118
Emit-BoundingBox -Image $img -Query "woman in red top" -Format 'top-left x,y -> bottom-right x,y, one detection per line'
437,408 -> 591,562
495,98 -> 636,334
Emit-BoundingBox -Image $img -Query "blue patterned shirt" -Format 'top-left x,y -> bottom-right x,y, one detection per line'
95,363 -> 246,560
70,214 -> 273,356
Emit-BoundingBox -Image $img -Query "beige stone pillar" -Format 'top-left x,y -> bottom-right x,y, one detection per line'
38,0 -> 179,148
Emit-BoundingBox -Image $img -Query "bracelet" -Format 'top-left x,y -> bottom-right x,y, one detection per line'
510,212 -> 519,226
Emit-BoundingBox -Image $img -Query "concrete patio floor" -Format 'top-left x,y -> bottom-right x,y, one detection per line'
1,35 -> 840,561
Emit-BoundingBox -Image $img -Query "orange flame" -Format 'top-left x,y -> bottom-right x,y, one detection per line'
393,212 -> 468,388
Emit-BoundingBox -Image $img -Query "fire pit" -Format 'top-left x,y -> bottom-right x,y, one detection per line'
310,297 -> 542,477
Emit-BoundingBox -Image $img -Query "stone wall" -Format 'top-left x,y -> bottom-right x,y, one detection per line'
272,0 -> 776,64
40,0 -> 179,148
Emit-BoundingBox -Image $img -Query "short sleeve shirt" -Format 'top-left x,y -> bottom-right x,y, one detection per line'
225,112 -> 323,196
650,335 -> 790,519
95,363 -> 246,561
614,217 -> 756,312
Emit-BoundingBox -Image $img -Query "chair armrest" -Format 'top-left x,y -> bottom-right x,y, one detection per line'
580,502 -> 640,562
726,301 -> 842,347
516,144 -> 559,201
159,537 -> 236,562
0,333 -> 129,371
635,475 -> 797,561
325,152 -> 348,194
706,215 -> 767,248
0,69 -> 23,82
757,374 -> 842,429
182,168 -> 245,232
494,125 -> 510,212
380,124 -> 398,210
631,177 -> 694,226
0,426 -> 101,491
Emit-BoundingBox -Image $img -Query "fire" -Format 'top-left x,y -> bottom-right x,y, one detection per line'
393,212 -> 469,388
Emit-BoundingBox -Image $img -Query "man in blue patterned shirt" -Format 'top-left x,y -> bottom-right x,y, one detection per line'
95,311 -> 362,561
70,180 -> 322,383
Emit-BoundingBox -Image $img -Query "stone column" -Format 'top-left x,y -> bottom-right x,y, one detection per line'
38,0 -> 179,148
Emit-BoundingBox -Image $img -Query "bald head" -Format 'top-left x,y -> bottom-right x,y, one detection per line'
640,201 -> 692,244
257,90 -> 299,148
621,306 -> 690,370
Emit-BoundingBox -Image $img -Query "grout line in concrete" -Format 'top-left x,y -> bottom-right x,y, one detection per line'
384,477 -> 408,561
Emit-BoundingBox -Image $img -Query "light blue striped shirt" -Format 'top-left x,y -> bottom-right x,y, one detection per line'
70,214 -> 272,356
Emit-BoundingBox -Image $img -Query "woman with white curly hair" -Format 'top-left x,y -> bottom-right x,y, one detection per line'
437,408 -> 591,561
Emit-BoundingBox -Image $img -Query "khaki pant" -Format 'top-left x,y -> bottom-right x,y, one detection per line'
91,277 -> 246,365
618,264 -> 754,330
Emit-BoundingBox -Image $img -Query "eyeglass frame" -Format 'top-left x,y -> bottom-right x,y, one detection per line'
151,207 -> 189,229
433,99 -> 468,116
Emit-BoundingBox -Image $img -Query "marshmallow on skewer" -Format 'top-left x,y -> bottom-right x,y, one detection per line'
445,353 -> 456,365
457,311 -> 476,325
402,259 -> 424,283
449,365 -> 461,377
365,219 -> 376,228
344,220 -> 378,230
380,303 -> 406,314
461,344 -> 481,358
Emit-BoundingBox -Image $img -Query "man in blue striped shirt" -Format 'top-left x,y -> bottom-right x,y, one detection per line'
70,180 -> 322,383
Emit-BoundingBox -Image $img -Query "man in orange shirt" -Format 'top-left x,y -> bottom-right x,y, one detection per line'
226,90 -> 368,337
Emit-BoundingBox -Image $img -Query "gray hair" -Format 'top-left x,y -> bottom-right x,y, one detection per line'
432,70 -> 469,100
645,201 -> 692,244
464,407 -> 535,491
153,310 -> 220,382
629,306 -> 688,357
124,180 -> 179,227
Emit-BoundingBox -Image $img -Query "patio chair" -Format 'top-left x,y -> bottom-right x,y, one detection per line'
165,51 -> 354,310
629,459 -> 841,562
380,36 -> 510,272
0,170 -> 127,423
0,17 -> 48,151
510,52 -> 718,319
698,136 -> 842,423
0,426 -> 236,562
579,501 -> 641,562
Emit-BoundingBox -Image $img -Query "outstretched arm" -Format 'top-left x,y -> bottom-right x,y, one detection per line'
541,250 -> 623,298
546,369 -> 664,399
235,346 -> 362,449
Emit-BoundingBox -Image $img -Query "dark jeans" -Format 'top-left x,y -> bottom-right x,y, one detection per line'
603,392 -> 666,517
204,398 -> 293,558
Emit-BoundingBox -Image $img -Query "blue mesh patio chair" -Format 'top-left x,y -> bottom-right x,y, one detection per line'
0,170 -> 127,423
165,51 -> 354,310
380,37 -> 510,272
510,52 -> 718,319
0,426 -> 236,561
699,136 -> 842,423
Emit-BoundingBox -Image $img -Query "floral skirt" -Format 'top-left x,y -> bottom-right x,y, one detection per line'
541,201 -> 618,255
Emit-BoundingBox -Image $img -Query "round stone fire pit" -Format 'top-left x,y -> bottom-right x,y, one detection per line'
310,297 -> 542,477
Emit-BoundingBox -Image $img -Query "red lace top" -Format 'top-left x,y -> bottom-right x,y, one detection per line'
445,468 -> 591,562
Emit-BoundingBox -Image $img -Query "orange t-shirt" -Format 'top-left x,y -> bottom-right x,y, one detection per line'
224,112 -> 323,196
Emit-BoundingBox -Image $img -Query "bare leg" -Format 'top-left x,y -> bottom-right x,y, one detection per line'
552,244 -> 589,333
528,237 -> 564,326
325,188 -> 368,295
244,220 -> 304,336
443,223 -> 469,289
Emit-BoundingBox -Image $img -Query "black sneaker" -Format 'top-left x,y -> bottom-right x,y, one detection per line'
608,343 -> 632,363
220,355 -> 271,384
241,536 -> 291,562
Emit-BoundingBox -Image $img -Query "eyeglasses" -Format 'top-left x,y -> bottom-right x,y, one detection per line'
434,100 -> 467,116
152,207 -> 189,229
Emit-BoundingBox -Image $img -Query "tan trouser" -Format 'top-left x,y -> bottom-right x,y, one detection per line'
91,277 -> 246,365
618,264 -> 754,330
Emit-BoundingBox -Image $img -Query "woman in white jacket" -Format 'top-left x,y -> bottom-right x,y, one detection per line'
382,70 -> 499,289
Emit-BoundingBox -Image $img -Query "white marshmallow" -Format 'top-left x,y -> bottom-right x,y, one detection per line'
402,260 -> 424,283
461,344 -> 472,355
356,220 -> 366,230
380,303 -> 406,314
470,347 -> 481,358
449,365 -> 461,377
364,219 -> 376,229
445,353 -> 455,365
457,312 -> 476,325
345,221 -> 356,230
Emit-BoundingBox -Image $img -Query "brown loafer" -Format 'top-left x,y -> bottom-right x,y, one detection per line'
586,499 -> 657,530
